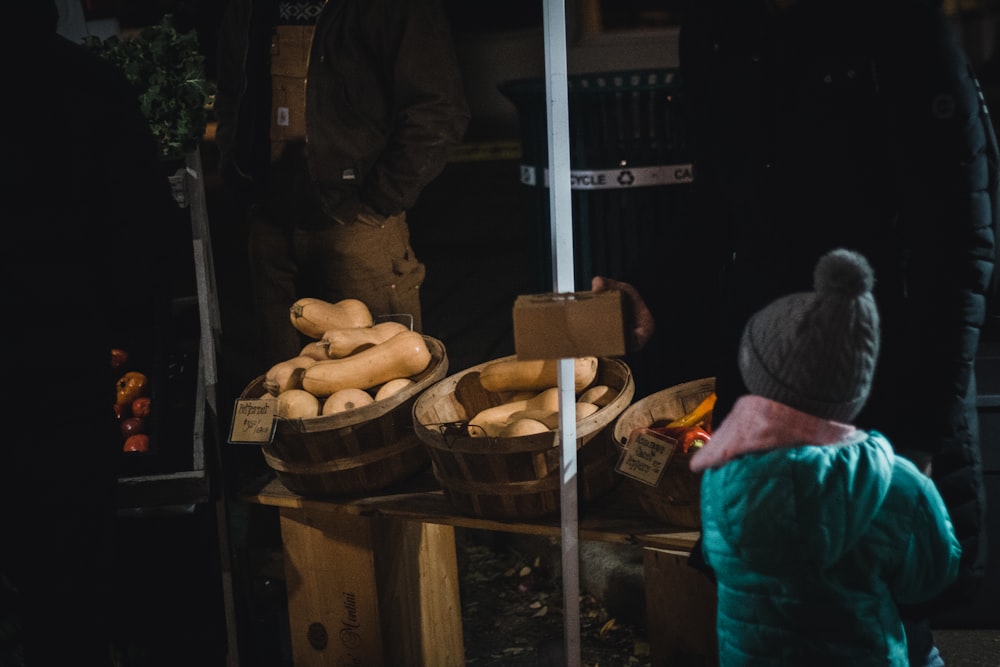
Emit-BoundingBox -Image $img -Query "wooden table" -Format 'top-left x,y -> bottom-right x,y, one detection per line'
245,471 -> 718,666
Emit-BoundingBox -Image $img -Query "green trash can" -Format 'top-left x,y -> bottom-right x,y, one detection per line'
499,69 -> 695,294
500,69 -> 709,397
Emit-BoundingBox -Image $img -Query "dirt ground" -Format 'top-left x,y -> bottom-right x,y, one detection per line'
458,529 -> 652,667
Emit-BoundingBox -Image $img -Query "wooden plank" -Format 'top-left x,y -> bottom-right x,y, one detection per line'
644,547 -> 718,667
279,508 -> 464,667
178,154 -> 240,667
184,147 -> 222,398
372,518 -> 464,666
117,469 -> 210,509
247,475 -> 699,552
280,508 -> 385,666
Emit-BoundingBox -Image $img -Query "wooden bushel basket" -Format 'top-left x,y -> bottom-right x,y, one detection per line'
412,356 -> 635,520
241,336 -> 448,497
612,377 -> 715,529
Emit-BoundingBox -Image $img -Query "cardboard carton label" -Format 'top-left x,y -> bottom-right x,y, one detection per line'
513,290 -> 626,360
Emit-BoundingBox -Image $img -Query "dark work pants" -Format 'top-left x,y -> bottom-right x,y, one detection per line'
247,208 -> 425,368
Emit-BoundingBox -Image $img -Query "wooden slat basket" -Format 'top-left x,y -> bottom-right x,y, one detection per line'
241,336 -> 447,497
612,376 -> 715,529
412,356 -> 635,520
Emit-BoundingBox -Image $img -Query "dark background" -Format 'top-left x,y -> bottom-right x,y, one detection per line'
61,2 -> 1000,665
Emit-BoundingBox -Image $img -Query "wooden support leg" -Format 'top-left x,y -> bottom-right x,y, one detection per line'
644,547 -> 719,667
278,507 -> 464,667
372,517 -> 464,666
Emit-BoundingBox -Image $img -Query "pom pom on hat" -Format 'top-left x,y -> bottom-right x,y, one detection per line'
738,248 -> 880,422
814,248 -> 875,300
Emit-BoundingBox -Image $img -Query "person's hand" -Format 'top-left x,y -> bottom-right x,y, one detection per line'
591,276 -> 656,353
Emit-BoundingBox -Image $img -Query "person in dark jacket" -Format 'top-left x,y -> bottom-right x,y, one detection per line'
594,1 -> 997,664
692,248 -> 961,665
674,1 -> 998,665
2,3 -> 175,664
214,0 -> 470,368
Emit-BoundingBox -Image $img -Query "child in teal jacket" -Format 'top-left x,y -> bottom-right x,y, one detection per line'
689,249 -> 961,665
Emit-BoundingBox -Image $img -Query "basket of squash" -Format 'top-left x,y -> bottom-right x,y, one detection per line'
240,297 -> 447,497
412,354 -> 634,520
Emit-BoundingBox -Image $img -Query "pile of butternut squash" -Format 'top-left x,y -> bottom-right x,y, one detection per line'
466,356 -> 618,438
265,297 -> 432,419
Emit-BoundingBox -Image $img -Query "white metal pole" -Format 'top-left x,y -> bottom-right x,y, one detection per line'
542,1 -> 581,665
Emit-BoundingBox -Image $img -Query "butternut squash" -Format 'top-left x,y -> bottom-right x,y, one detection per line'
506,408 -> 559,424
301,330 -> 432,397
497,398 -> 602,431
468,387 -> 560,437
299,341 -> 332,361
577,384 -> 616,408
500,418 -> 551,437
374,377 -> 416,401
478,356 -> 598,393
289,297 -> 374,339
277,389 -> 320,419
502,390 -> 538,403
263,355 -> 318,396
321,388 -> 374,415
522,402 -> 600,430
323,321 -> 409,359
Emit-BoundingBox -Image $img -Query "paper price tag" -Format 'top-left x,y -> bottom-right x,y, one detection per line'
615,427 -> 679,486
229,397 -> 279,444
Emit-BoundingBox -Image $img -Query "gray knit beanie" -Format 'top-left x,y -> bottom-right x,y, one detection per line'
738,248 -> 881,422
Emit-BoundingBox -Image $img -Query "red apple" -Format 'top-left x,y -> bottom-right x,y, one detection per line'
123,434 -> 150,453
113,403 -> 130,421
120,416 -> 146,439
132,396 -> 152,419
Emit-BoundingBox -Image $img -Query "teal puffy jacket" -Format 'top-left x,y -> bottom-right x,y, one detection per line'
700,431 -> 961,665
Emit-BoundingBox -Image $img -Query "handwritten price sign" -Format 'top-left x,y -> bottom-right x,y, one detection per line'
229,397 -> 279,444
615,427 -> 679,486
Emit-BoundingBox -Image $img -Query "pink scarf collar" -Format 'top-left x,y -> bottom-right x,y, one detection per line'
688,395 -> 859,472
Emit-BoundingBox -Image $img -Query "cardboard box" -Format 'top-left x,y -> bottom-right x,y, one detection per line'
513,290 -> 626,360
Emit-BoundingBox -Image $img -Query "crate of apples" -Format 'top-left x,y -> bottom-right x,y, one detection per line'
112,348 -> 153,453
